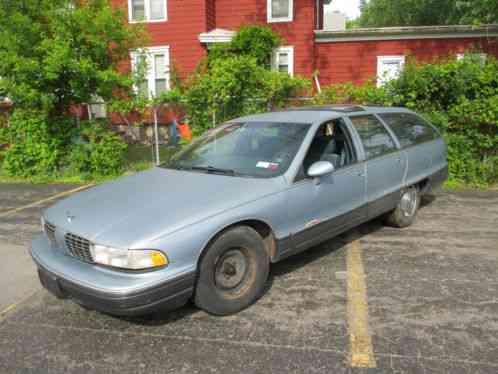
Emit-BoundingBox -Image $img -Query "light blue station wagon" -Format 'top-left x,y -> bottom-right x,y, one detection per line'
31,106 -> 448,316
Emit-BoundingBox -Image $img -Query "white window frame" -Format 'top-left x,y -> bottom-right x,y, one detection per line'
377,55 -> 405,87
128,0 -> 167,23
272,46 -> 294,76
267,0 -> 293,23
130,46 -> 171,98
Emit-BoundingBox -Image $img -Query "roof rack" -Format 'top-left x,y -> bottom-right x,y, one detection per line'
285,105 -> 366,113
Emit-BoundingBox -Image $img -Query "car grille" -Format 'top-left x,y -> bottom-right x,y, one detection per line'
65,232 -> 94,263
44,222 -> 57,244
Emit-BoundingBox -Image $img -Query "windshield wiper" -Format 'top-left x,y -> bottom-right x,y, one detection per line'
190,166 -> 236,175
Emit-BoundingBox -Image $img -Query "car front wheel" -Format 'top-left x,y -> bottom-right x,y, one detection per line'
194,226 -> 270,316
385,187 -> 420,228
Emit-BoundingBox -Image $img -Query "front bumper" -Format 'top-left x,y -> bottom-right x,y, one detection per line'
31,235 -> 196,316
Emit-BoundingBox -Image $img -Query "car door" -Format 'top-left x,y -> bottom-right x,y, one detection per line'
285,118 -> 367,255
347,114 -> 406,218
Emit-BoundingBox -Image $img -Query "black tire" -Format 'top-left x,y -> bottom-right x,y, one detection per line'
385,187 -> 420,228
194,226 -> 270,316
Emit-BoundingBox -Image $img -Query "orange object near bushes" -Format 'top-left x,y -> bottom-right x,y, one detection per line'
177,122 -> 192,141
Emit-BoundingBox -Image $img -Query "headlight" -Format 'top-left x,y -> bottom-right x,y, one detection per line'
41,216 -> 46,233
91,245 -> 168,270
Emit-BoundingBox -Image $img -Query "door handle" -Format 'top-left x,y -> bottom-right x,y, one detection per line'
357,171 -> 365,177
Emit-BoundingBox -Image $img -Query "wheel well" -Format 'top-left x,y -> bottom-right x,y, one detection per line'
415,178 -> 430,194
198,220 -> 277,266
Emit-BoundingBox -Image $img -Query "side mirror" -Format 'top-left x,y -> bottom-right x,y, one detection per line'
307,161 -> 335,179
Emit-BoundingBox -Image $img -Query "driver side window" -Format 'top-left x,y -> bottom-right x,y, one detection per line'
297,119 -> 356,181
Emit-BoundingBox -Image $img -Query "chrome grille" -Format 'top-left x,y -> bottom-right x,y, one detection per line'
44,222 -> 57,245
65,233 -> 94,263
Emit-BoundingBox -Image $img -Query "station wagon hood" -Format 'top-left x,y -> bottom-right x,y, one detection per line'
44,168 -> 282,248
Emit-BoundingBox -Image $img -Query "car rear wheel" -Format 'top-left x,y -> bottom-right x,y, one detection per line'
194,226 -> 270,316
385,187 -> 420,228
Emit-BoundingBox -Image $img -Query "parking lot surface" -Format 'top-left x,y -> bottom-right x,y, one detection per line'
0,183 -> 497,373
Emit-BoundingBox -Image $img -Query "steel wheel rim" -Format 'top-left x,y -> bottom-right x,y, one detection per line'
400,189 -> 418,217
214,249 -> 249,290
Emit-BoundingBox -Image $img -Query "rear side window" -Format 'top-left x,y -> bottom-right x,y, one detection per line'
379,113 -> 438,148
350,115 -> 396,160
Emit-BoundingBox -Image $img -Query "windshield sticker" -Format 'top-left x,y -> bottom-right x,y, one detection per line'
268,163 -> 279,171
256,161 -> 279,170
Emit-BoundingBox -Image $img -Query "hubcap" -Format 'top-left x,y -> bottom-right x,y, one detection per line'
214,249 -> 248,290
399,189 -> 418,217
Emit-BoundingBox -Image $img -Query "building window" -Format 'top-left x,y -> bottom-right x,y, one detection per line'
272,46 -> 294,76
128,0 -> 167,23
377,56 -> 405,87
131,46 -> 170,98
267,0 -> 293,23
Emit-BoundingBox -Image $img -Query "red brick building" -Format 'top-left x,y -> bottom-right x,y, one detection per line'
111,0 -> 498,96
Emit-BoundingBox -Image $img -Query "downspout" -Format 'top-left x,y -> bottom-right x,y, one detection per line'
314,0 -> 321,93
316,0 -> 320,29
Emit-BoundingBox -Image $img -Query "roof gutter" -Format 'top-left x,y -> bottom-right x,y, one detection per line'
315,24 -> 498,43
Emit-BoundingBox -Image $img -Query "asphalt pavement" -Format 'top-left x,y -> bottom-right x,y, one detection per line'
0,183 -> 497,373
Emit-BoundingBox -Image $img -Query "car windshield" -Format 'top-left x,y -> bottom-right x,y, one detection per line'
162,121 -> 311,178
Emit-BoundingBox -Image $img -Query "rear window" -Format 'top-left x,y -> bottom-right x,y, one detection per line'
379,113 -> 438,148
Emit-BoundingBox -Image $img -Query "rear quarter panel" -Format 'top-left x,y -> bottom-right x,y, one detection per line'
403,141 -> 434,187
403,136 -> 447,188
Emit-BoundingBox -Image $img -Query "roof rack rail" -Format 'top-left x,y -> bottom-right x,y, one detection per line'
285,105 -> 366,113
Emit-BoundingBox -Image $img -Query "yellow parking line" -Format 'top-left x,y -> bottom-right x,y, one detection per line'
0,290 -> 39,323
0,184 -> 94,218
347,239 -> 377,368
0,303 -> 17,318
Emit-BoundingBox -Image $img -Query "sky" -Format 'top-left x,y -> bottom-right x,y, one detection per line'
325,0 -> 361,20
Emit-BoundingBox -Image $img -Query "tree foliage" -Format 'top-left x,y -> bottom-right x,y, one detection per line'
185,26 -> 309,132
456,0 -> 498,25
0,0 -> 145,116
358,0 -> 498,27
229,25 -> 282,67
207,25 -> 281,68
0,0 -> 139,178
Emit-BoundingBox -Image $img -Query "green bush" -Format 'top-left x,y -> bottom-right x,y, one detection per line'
445,133 -> 497,187
388,56 -> 498,187
2,110 -> 72,177
315,55 -> 498,187
0,110 -> 127,179
313,81 -> 392,106
0,111 -> 8,147
207,25 -> 281,68
67,121 -> 127,177
229,25 -> 282,67
185,26 -> 310,133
